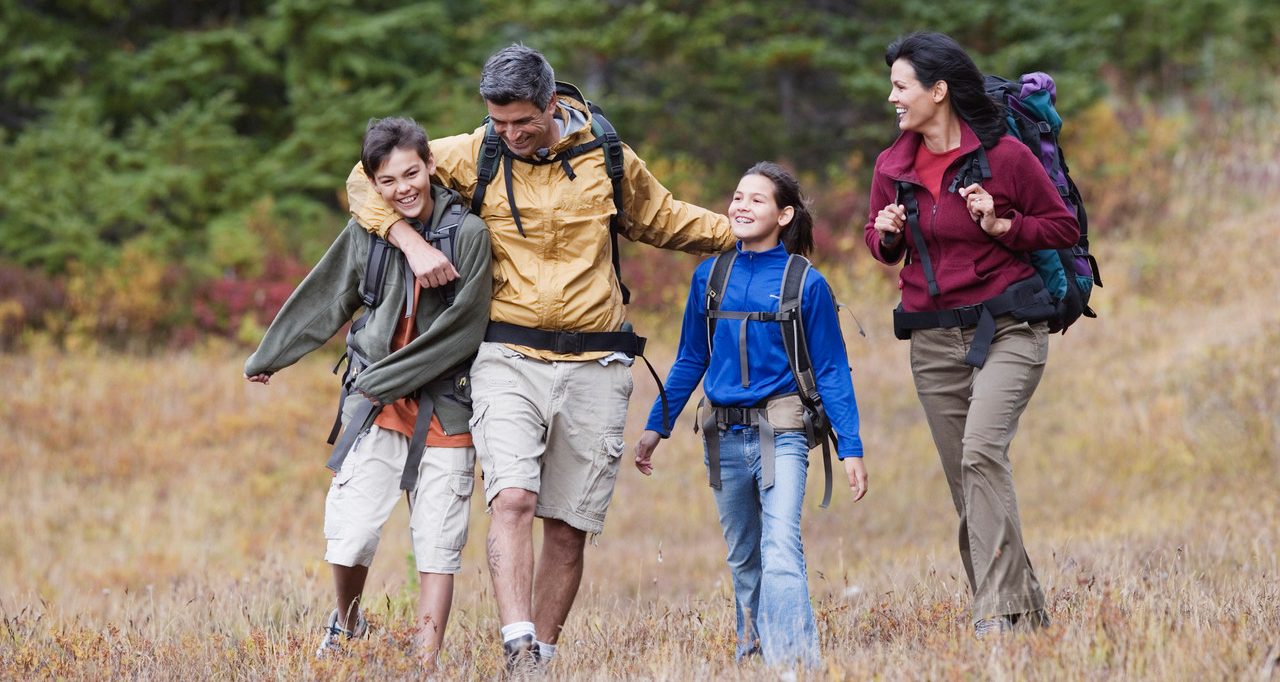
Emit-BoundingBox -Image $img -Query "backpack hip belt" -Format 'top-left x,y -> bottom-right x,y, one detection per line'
483,321 -> 672,432
695,393 -> 833,508
484,320 -> 646,355
892,275 -> 1054,368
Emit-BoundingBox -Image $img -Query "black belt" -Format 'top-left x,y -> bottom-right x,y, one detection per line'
484,321 -> 670,433
485,321 -> 646,356
893,276 -> 1054,368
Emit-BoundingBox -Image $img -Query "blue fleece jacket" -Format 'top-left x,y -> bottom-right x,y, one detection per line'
645,242 -> 864,458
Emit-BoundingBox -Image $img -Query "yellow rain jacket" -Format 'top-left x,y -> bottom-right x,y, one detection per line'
347,87 -> 733,360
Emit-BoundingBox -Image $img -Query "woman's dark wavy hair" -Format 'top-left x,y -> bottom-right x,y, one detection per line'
885,31 -> 1006,149
744,161 -> 814,257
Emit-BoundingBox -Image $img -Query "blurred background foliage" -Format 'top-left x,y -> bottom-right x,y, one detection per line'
0,0 -> 1278,349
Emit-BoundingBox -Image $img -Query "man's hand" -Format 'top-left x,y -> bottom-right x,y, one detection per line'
843,457 -> 868,502
634,430 -> 662,476
386,219 -> 459,288
245,373 -> 272,384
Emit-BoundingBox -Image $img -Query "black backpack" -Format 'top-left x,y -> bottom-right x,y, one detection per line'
704,250 -> 840,507
470,81 -> 632,302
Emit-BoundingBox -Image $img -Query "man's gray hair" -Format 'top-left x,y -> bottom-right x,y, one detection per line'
479,44 -> 556,110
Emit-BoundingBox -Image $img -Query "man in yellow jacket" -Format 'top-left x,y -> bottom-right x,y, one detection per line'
346,45 -> 733,670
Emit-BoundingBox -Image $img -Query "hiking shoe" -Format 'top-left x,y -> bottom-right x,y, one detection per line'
1010,609 -> 1051,631
974,616 -> 1014,640
316,608 -> 369,658
502,633 -> 542,677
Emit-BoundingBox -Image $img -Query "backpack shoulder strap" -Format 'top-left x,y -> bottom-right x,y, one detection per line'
779,253 -> 836,508
361,233 -> 393,312
894,181 -> 939,298
472,120 -> 502,215
427,192 -> 468,307
778,254 -> 817,402
704,250 -> 738,353
589,109 -> 631,304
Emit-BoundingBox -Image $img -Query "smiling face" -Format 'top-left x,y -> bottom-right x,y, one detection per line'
728,173 -> 794,252
486,96 -> 561,158
372,147 -> 435,220
888,58 -> 945,134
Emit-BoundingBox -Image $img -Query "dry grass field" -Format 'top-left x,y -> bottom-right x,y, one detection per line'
3,127 -> 1279,679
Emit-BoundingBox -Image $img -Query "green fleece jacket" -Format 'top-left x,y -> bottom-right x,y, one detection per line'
244,185 -> 492,434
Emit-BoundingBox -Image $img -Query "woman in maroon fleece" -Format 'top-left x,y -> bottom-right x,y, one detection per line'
864,31 -> 1079,638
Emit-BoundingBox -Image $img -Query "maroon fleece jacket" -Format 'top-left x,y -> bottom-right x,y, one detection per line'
864,122 -> 1080,313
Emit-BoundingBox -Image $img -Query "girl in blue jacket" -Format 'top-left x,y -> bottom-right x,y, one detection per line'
634,162 -> 867,668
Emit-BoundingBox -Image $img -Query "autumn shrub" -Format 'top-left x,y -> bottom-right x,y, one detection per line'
190,254 -> 310,346
0,262 -> 68,349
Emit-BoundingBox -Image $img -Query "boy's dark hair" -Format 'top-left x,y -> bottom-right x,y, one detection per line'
361,117 -> 431,179
744,161 -> 815,257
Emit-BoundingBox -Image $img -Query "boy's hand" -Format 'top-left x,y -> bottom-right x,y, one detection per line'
843,457 -> 868,502
634,430 -> 662,476
386,220 -> 459,288
245,373 -> 272,384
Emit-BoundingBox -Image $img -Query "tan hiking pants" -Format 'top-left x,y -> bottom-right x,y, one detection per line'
909,315 -> 1049,621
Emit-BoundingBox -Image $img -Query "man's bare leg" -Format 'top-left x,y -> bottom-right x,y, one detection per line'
532,518 -> 587,645
487,488 -> 538,624
414,572 -> 454,669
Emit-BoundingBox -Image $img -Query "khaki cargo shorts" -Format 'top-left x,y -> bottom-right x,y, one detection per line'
468,342 -> 633,535
323,425 -> 476,574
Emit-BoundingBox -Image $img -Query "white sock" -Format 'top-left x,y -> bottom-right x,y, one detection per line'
501,621 -> 536,645
537,640 -> 557,661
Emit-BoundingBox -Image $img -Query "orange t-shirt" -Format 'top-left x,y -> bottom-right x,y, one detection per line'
372,283 -> 473,447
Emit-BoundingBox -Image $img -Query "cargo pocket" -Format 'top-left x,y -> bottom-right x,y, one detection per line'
436,472 -> 475,551
468,403 -> 498,494
330,429 -> 369,490
575,430 -> 625,525
324,437 -> 366,540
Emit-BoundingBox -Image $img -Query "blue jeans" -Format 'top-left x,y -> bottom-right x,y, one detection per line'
707,428 -> 820,668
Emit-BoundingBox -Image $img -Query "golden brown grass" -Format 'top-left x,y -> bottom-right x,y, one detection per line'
3,119 -> 1280,680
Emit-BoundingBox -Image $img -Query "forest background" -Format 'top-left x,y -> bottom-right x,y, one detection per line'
2,0 -> 1279,679
2,0 -> 1278,343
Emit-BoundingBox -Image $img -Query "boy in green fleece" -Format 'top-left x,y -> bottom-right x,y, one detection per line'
244,117 -> 491,669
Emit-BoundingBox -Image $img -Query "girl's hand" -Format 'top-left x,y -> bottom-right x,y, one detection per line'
634,430 -> 662,476
245,373 -> 272,384
959,183 -> 1011,237
843,457 -> 868,502
874,204 -> 907,242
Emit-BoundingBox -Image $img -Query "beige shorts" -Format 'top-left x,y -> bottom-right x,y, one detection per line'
468,342 -> 633,534
323,425 -> 475,574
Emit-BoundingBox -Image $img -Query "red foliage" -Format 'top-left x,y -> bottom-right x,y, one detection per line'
191,255 -> 310,337
0,264 -> 67,348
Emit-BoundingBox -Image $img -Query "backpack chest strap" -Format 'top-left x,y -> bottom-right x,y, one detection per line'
705,308 -> 798,388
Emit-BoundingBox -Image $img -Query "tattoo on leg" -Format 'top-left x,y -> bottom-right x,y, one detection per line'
487,533 -> 502,572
